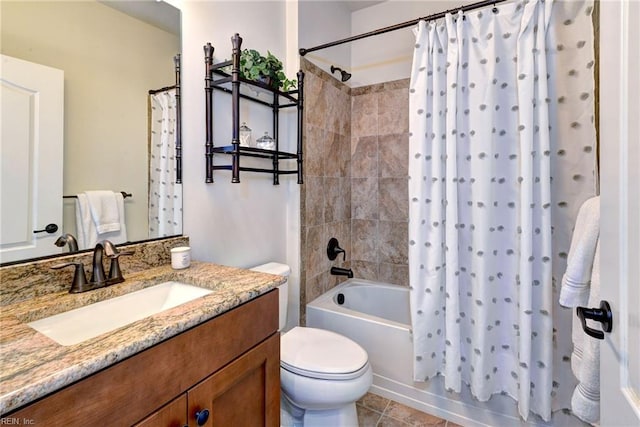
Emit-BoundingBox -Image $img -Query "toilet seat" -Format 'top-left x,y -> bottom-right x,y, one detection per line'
281,327 -> 369,380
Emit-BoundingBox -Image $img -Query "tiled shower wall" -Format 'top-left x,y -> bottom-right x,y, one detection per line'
300,58 -> 410,323
350,80 -> 410,287
300,59 -> 352,323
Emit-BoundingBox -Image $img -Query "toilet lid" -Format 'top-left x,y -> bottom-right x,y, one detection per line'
281,327 -> 369,380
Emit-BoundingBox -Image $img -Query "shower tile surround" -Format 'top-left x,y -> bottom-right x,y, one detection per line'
0,236 -> 189,306
351,80 -> 410,288
300,59 -> 352,323
300,58 -> 410,323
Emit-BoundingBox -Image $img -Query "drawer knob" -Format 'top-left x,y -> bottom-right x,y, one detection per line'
195,409 -> 210,426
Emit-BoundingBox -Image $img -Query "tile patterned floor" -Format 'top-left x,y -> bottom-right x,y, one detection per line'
356,393 -> 464,427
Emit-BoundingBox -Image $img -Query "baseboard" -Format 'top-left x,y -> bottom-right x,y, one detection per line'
369,374 -> 586,427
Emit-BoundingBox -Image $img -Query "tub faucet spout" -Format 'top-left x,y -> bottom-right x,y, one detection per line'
330,266 -> 353,278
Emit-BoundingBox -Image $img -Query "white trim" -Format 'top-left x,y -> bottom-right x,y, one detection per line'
369,374 -> 582,427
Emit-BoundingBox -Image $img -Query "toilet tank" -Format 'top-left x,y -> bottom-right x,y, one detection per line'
250,262 -> 290,330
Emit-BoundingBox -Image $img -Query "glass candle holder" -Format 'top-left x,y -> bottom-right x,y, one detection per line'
256,132 -> 275,150
239,122 -> 252,146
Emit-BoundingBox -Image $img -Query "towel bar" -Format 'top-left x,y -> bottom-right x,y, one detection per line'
63,191 -> 132,199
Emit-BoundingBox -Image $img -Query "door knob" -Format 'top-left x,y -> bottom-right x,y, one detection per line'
576,300 -> 613,340
33,223 -> 58,234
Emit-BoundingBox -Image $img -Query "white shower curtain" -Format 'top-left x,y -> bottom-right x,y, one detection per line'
408,0 -> 596,421
149,89 -> 182,237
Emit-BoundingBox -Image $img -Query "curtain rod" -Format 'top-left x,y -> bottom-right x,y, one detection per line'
299,0 -> 508,56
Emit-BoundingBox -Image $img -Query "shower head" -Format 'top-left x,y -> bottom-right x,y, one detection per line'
330,65 -> 352,82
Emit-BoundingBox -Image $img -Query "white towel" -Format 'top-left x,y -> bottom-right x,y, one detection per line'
85,190 -> 121,233
75,192 -> 127,249
559,196 -> 600,308
559,196 -> 601,424
570,239 -> 601,425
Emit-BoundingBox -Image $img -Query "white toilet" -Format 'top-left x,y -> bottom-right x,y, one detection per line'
251,262 -> 373,427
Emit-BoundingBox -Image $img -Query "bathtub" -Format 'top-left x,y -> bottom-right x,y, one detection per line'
306,278 -> 577,427
306,278 -> 414,385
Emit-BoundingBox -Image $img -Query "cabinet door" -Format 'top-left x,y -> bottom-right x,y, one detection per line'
134,394 -> 187,427
188,334 -> 280,427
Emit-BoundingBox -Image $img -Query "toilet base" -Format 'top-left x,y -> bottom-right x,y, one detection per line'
281,394 -> 359,427
280,395 -> 303,426
303,405 -> 358,427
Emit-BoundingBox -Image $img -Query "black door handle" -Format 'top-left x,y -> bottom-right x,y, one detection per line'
576,300 -> 613,340
33,223 -> 58,234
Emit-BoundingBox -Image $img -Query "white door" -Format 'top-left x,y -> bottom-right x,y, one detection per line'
0,55 -> 64,263
599,0 -> 640,425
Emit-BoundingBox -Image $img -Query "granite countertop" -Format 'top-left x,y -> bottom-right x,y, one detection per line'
0,262 -> 285,414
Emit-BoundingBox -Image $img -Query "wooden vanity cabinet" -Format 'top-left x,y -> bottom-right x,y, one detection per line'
186,333 -> 280,427
6,290 -> 280,427
135,395 -> 187,427
135,333 -> 280,427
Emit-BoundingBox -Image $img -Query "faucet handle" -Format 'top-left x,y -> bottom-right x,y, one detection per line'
327,238 -> 346,261
51,262 -> 90,293
107,250 -> 134,284
100,240 -> 118,257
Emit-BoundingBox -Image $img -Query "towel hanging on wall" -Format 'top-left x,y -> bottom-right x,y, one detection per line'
75,191 -> 128,249
85,190 -> 121,233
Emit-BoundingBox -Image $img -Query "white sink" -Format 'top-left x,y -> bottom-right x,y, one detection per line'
28,281 -> 213,346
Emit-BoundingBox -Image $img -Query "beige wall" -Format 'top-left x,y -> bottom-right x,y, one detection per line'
1,1 -> 179,244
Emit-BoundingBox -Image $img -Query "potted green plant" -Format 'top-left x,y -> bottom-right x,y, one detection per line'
238,49 -> 297,92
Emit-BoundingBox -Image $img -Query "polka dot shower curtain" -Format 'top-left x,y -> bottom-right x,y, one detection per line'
408,0 -> 596,421
149,89 -> 182,238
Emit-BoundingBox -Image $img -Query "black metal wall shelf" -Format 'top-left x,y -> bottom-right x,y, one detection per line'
204,34 -> 304,185
210,70 -> 300,107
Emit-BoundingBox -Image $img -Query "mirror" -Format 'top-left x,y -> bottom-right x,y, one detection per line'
0,0 -> 181,264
